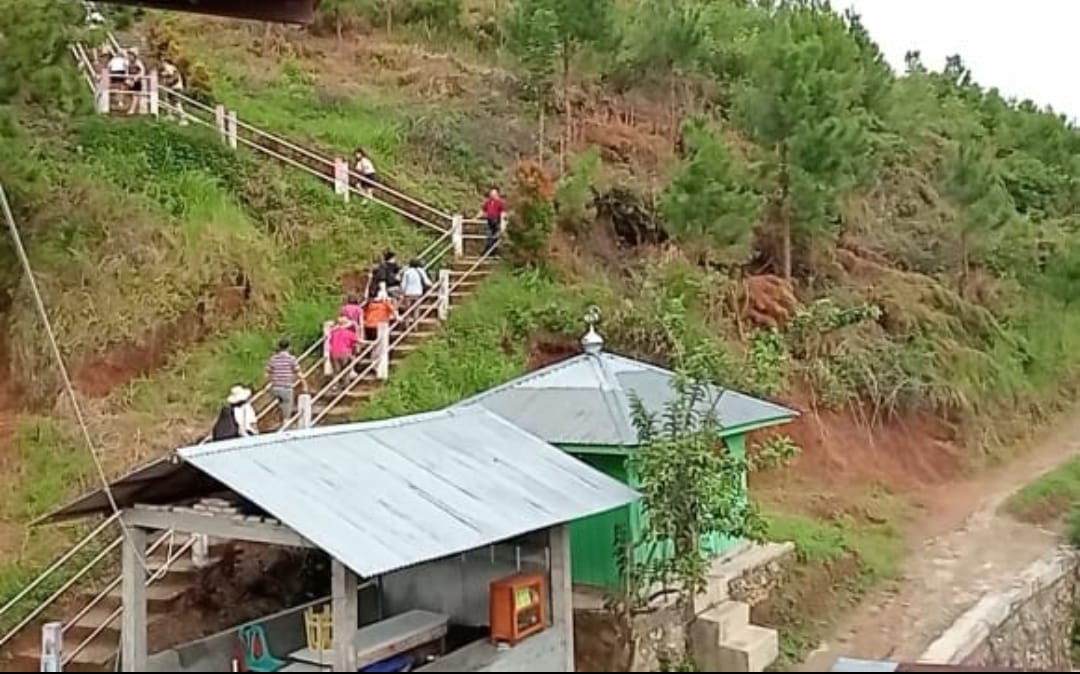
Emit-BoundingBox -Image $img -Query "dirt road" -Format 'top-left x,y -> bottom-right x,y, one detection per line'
799,410 -> 1080,669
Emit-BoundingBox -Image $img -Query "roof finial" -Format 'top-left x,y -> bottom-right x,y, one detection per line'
582,305 -> 604,355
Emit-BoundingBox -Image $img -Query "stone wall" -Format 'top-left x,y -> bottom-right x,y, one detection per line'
573,604 -> 684,672
920,546 -> 1079,671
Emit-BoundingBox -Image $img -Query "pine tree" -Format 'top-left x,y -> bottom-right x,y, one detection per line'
733,0 -> 881,280
660,120 -> 762,266
506,0 -> 559,164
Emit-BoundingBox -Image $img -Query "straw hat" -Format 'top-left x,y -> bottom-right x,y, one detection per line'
227,385 -> 252,405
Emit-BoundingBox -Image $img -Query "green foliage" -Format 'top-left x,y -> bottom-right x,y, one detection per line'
618,0 -> 706,81
628,344 -> 765,603
505,0 -> 559,98
554,147 -> 601,233
749,435 -> 801,471
1005,457 -> 1080,524
0,0 -> 86,110
660,120 -> 762,265
1069,505 -> 1080,550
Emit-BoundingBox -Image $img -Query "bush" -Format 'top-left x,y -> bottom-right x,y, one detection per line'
555,147 -> 602,235
505,160 -> 555,267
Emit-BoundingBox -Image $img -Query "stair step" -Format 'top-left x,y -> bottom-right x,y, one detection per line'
700,601 -> 750,639
64,603 -> 168,641
716,624 -> 779,672
104,576 -> 190,610
17,636 -> 118,669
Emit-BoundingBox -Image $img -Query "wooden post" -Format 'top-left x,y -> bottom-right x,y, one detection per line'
333,158 -> 350,201
376,322 -> 390,380
120,525 -> 147,672
96,71 -> 110,114
331,560 -> 358,673
451,215 -> 464,259
214,104 -> 227,144
437,269 -> 451,321
549,524 -> 574,672
226,110 -> 238,150
39,622 -> 62,672
500,212 -> 509,235
322,321 -> 334,377
148,69 -> 159,117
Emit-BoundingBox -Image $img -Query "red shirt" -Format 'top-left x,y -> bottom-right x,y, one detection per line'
482,196 -> 505,220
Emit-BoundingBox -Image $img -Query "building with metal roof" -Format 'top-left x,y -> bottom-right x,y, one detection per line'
49,405 -> 638,579
451,318 -> 799,590
51,406 -> 637,672
455,323 -> 797,448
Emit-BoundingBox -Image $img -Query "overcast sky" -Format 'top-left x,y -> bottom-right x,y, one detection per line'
842,0 -> 1079,122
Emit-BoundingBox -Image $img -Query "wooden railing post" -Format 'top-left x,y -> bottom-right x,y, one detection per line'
451,214 -> 464,259
437,269 -> 451,321
376,322 -> 390,380
214,104 -> 227,144
226,110 -> 238,150
333,158 -> 349,201
148,70 -> 159,117
96,71 -> 110,114
297,393 -> 313,429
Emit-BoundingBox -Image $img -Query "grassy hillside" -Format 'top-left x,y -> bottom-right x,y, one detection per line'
1,0 -> 1080,660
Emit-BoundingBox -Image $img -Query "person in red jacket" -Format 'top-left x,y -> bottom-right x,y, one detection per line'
478,187 -> 505,255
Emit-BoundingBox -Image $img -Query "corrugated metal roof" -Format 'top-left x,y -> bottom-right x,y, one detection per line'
176,406 -> 638,578
455,351 -> 798,447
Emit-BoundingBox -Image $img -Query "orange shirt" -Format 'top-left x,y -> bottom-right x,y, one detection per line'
364,300 -> 394,327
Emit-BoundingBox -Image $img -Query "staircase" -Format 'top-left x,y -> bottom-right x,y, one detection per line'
0,11 -> 501,670
691,600 -> 779,672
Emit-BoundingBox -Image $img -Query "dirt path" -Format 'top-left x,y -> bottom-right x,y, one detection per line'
799,409 -> 1080,669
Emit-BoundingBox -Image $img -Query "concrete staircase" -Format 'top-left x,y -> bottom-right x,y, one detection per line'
691,600 -> 779,672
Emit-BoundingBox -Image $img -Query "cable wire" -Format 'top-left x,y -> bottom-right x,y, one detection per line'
0,184 -> 146,570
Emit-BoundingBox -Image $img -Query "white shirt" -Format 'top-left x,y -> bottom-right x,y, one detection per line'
108,55 -> 128,74
234,402 -> 259,436
401,266 -> 432,297
356,157 -> 376,176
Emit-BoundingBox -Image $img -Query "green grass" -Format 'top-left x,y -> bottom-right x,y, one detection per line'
1004,456 -> 1080,524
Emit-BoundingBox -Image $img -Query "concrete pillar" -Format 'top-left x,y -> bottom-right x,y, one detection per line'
333,158 -> 350,201
298,393 -> 313,429
226,110 -> 238,150
331,560 -> 358,673
437,269 -> 451,321
322,321 -> 334,377
376,322 -> 390,380
148,69 -> 159,117
549,524 -> 574,672
96,70 -> 110,114
39,622 -> 61,672
214,104 -> 226,144
120,525 -> 147,672
451,214 -> 464,259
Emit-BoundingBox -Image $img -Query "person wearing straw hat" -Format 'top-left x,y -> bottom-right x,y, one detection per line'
229,385 -> 259,437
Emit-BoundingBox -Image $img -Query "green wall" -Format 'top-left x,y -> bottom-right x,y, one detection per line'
566,435 -> 748,590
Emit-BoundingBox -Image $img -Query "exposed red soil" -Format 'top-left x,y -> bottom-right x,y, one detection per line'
72,285 -> 249,398
526,334 -> 580,371
753,395 -> 965,492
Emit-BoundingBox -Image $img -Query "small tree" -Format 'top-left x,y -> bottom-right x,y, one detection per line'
626,343 -> 766,664
660,120 -> 763,267
505,160 -> 555,266
0,0 -> 85,110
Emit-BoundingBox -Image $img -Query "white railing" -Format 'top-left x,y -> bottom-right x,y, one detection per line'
0,29 -> 500,664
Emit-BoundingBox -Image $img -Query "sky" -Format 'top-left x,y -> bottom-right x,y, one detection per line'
842,0 -> 1080,122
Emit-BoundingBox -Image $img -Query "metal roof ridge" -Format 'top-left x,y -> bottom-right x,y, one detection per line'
179,406 -> 486,459
591,353 -> 639,443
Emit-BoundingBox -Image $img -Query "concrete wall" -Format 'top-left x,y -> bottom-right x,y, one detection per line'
147,586 -> 381,672
382,544 -> 547,627
920,546 -> 1079,671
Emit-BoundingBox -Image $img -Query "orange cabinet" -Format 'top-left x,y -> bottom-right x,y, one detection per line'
489,573 -> 547,645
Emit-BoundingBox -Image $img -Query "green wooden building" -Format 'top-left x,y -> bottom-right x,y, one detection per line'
455,325 -> 797,589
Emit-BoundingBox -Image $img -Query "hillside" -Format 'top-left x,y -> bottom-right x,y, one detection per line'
1,0 -> 1079,665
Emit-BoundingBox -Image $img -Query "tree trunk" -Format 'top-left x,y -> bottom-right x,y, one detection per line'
561,44 -> 571,174
538,100 -> 546,167
959,229 -> 969,296
386,2 -> 393,34
669,71 -> 678,150
779,144 -> 792,281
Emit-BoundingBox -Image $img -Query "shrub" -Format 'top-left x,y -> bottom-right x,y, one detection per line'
505,160 -> 555,267
555,147 -> 602,235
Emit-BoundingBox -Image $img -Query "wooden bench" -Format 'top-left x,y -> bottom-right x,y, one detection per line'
288,609 -> 449,671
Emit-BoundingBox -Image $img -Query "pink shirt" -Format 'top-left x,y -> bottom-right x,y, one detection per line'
328,326 -> 358,359
340,303 -> 363,326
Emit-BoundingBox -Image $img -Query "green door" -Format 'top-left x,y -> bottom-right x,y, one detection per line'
569,454 -> 631,590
